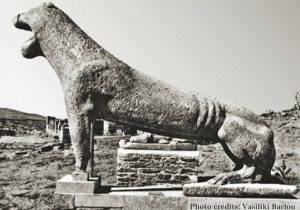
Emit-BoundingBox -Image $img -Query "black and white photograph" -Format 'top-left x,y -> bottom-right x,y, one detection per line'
0,1 -> 299,209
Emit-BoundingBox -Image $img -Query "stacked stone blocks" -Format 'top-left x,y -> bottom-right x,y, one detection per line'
117,149 -> 199,186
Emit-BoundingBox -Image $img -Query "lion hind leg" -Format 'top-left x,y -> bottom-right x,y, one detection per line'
209,114 -> 275,185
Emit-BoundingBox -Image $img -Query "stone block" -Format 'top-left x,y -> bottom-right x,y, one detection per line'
119,142 -> 197,151
54,189 -> 299,210
55,174 -> 100,194
95,135 -> 130,147
183,182 -> 300,198
72,172 -> 89,181
130,133 -> 151,143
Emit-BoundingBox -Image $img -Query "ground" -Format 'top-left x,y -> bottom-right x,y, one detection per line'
261,107 -> 300,184
0,136 -> 118,210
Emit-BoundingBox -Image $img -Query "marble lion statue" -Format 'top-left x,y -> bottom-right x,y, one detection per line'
14,2 -> 276,184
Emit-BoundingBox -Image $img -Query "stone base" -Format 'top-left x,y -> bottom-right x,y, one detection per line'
55,174 -> 101,194
72,172 -> 89,181
183,182 -> 300,198
53,187 -> 300,210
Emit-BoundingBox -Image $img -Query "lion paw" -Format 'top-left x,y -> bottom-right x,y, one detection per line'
207,172 -> 253,185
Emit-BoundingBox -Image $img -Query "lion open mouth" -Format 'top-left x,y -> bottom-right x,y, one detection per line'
13,14 -> 42,58
20,35 -> 40,58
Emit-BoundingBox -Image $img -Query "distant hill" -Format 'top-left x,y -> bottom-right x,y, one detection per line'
0,108 -> 45,121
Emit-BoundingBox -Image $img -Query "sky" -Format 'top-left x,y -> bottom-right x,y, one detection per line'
0,0 -> 299,118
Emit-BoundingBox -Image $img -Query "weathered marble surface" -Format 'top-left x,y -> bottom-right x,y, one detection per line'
14,3 -> 275,184
183,182 -> 300,198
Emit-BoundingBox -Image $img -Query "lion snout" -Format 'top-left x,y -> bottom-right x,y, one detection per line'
13,14 -> 31,31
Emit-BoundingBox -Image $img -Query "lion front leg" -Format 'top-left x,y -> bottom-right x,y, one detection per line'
67,111 -> 92,173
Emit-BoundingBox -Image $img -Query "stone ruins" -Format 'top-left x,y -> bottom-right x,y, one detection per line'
46,116 -> 70,143
296,92 -> 300,109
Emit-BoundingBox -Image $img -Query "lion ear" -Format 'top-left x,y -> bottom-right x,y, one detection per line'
43,2 -> 55,8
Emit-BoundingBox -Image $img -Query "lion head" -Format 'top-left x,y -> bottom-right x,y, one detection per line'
13,2 -> 57,59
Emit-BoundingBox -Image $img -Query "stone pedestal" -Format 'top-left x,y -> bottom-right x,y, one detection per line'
53,189 -> 300,210
55,173 -> 101,194
117,148 -> 200,186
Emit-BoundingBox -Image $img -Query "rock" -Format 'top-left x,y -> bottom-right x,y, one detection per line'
159,139 -> 170,144
0,154 -> 6,161
281,112 -> 288,116
15,150 -> 28,155
53,145 -> 63,150
130,133 -> 152,143
39,142 -> 64,152
39,143 -> 54,152
152,135 -> 171,143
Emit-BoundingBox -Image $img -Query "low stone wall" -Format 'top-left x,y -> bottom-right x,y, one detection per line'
117,149 -> 199,186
